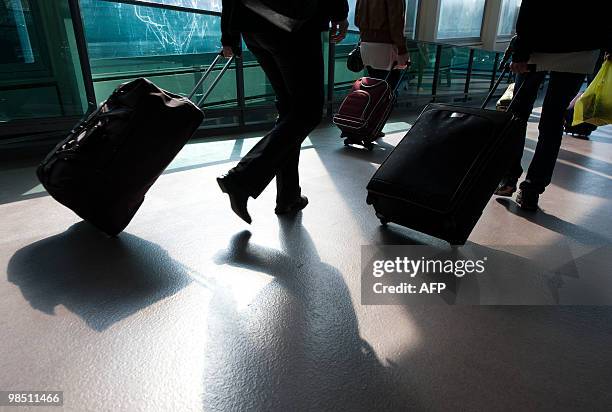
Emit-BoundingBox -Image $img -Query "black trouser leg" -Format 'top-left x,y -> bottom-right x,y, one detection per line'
502,71 -> 546,185
521,71 -> 585,193
255,45 -> 299,205
231,30 -> 324,200
366,66 -> 401,90
273,98 -> 301,204
275,148 -> 300,204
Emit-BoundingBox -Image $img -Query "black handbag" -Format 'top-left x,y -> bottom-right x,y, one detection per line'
347,44 -> 364,72
242,0 -> 318,32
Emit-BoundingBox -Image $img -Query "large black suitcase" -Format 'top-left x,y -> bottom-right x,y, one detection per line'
37,54 -> 234,236
366,62 -> 523,245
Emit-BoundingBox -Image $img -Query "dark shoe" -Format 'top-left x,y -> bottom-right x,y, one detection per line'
275,195 -> 309,215
217,173 -> 252,224
494,181 -> 517,197
516,188 -> 539,211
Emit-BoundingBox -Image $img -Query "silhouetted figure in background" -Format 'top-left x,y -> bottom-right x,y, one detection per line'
217,0 -> 349,223
494,0 -> 612,210
355,0 -> 410,90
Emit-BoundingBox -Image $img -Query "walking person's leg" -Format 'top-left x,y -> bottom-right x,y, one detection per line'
274,148 -> 305,214
254,45 -> 304,214
516,71 -> 585,209
217,29 -> 324,222
216,34 -> 289,223
366,66 -> 388,80
494,71 -> 545,196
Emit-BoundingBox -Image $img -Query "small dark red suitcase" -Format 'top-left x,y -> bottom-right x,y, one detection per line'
333,71 -> 405,150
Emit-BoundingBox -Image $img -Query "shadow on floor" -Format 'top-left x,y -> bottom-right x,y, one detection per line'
335,138 -> 397,165
0,164 -> 47,206
390,304 -> 612,410
495,198 -> 611,244
523,138 -> 612,173
206,215 -> 416,411
7,222 -> 193,331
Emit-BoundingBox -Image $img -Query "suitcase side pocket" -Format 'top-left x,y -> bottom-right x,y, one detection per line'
333,90 -> 371,129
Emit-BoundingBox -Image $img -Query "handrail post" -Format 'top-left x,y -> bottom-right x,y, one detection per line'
235,55 -> 246,127
463,48 -> 475,102
431,44 -> 442,102
490,52 -> 500,90
67,0 -> 97,113
326,35 -> 336,118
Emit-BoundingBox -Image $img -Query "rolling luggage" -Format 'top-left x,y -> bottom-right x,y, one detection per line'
37,54 -> 234,236
333,70 -> 406,150
366,60 -> 522,245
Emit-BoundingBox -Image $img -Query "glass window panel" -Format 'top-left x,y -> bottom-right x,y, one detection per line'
498,0 -> 521,36
347,0 -> 356,29
468,49 -> 496,94
434,45 -> 471,96
437,0 -> 486,39
149,0 -> 221,11
81,0 -> 221,61
1,0 -> 86,122
0,0 -> 34,64
0,86 -> 62,119
400,41 -> 437,96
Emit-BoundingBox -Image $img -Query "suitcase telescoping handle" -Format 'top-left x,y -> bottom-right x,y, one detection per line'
188,51 -> 236,107
388,61 -> 410,93
480,43 -> 514,110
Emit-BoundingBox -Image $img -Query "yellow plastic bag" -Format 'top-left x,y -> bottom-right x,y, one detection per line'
573,60 -> 612,126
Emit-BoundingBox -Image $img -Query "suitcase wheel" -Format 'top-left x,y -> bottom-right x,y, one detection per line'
364,142 -> 374,151
343,139 -> 350,146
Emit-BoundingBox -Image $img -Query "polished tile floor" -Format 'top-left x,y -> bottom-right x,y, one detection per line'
1,109 -> 611,411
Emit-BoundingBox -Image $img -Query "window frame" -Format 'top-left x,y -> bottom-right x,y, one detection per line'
435,0 -> 488,42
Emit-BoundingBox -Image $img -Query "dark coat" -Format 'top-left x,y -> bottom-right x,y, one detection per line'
512,0 -> 612,62
221,0 -> 349,51
355,0 -> 407,55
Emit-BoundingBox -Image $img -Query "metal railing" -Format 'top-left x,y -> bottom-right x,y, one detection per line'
1,0 -> 514,141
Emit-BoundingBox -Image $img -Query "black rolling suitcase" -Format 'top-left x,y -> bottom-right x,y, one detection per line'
366,56 -> 523,245
37,54 -> 234,236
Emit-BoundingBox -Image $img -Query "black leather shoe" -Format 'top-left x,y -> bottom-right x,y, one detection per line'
275,195 -> 309,215
494,181 -> 517,197
217,173 -> 252,224
516,188 -> 539,211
